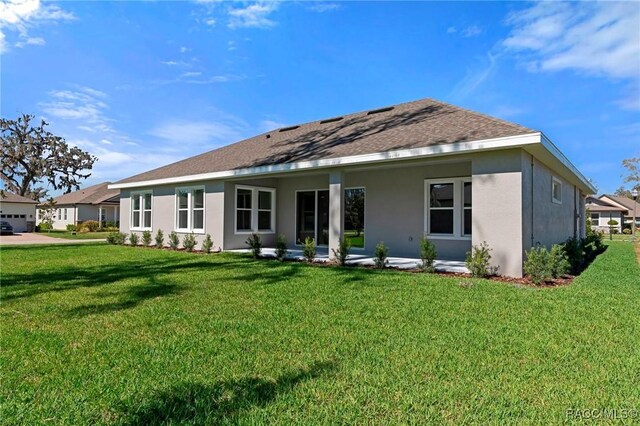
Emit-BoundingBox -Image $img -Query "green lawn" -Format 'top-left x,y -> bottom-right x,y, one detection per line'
1,242 -> 638,424
37,230 -> 110,240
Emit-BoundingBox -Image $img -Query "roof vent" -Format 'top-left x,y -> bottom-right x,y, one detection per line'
278,125 -> 300,132
367,106 -> 394,115
320,116 -> 343,124
265,134 -> 271,139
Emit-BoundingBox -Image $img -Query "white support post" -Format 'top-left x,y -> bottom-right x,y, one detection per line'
328,170 -> 344,259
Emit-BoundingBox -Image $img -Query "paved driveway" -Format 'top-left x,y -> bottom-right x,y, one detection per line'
0,233 -> 105,246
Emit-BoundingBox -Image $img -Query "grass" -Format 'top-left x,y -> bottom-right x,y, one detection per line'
36,230 -> 110,240
1,241 -> 639,424
344,230 -> 364,248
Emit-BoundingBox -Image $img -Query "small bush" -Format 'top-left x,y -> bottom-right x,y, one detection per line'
303,237 -> 316,262
38,222 -> 52,231
202,234 -> 214,254
66,224 -> 77,232
103,221 -> 116,228
183,233 -> 197,252
141,230 -> 152,247
419,236 -> 437,273
106,232 -> 127,245
332,238 -> 351,266
82,220 -> 100,232
550,243 -> 570,278
563,237 -> 584,275
622,228 -> 632,235
169,231 -> 180,250
524,246 -> 552,285
374,241 -> 389,269
465,241 -> 496,278
155,229 -> 164,248
129,233 -> 139,246
245,233 -> 262,259
275,234 -> 288,261
103,227 -> 119,232
583,233 -> 605,263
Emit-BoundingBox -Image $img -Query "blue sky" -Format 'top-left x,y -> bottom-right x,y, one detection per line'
1,0 -> 639,194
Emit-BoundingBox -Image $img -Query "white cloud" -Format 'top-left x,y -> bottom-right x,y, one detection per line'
258,119 -> 286,133
447,26 -> 457,34
149,120 -> 244,147
179,46 -> 190,53
462,25 -> 482,38
450,52 -> 498,99
309,3 -> 340,13
0,0 -> 75,53
228,2 -> 278,29
503,2 -> 640,80
180,71 -> 202,78
227,40 -> 236,51
39,86 -> 114,132
204,18 -> 216,26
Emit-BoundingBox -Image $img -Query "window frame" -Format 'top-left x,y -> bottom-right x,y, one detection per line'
590,212 -> 600,227
234,185 -> 276,235
130,190 -> 153,231
344,186 -> 366,250
552,177 -> 562,204
174,186 -> 206,234
424,177 -> 471,240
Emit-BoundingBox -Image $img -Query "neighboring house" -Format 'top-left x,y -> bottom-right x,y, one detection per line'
37,182 -> 120,229
587,195 -> 640,232
110,98 -> 595,277
0,192 -> 38,232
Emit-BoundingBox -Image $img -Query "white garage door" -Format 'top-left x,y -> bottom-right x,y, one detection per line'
1,214 -> 27,232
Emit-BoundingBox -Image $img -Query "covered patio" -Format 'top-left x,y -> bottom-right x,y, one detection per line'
228,248 -> 470,273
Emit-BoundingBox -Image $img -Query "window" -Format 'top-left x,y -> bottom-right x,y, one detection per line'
131,191 -> 152,230
552,177 -> 562,204
345,188 -> 365,248
296,190 -> 329,245
64,208 -> 68,221
175,187 -> 205,232
591,213 -> 599,227
235,186 -> 276,234
19,214 -> 26,219
425,178 -> 471,238
57,209 -> 61,220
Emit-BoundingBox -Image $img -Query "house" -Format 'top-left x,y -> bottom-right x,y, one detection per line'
0,192 -> 38,232
586,195 -> 640,232
37,182 -> 120,229
110,98 -> 595,277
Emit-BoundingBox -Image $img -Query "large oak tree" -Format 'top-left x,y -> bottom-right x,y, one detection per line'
1,114 -> 96,201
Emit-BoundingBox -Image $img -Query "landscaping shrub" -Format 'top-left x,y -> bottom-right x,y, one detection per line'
103,221 -> 117,229
419,236 -> 437,272
183,233 -> 197,252
465,241 -> 496,278
82,220 -> 100,232
141,230 -> 152,247
524,246 -> 552,285
129,233 -> 139,246
38,222 -> 52,232
584,232 -> 605,263
103,227 -> 119,232
550,243 -> 570,278
66,224 -> 77,232
106,232 -> 127,245
245,233 -> 262,259
168,231 -> 180,250
303,237 -> 316,262
622,228 -> 632,235
155,229 -> 164,248
332,238 -> 351,266
275,234 -> 288,261
563,237 -> 584,275
202,234 -> 214,254
374,241 -> 389,269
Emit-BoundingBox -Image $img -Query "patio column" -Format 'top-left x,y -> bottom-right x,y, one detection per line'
328,170 -> 344,259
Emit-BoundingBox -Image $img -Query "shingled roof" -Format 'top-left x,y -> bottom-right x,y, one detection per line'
49,182 -> 119,205
115,98 -> 536,185
0,192 -> 38,204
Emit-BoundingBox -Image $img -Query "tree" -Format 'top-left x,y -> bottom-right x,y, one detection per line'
614,186 -> 632,198
1,114 -> 96,201
345,188 -> 365,236
621,157 -> 640,193
38,198 -> 57,232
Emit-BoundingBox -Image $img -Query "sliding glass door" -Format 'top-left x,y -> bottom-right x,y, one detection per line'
296,190 -> 329,245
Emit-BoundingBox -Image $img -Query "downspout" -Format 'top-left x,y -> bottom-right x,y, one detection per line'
573,185 -> 577,238
530,154 -> 534,248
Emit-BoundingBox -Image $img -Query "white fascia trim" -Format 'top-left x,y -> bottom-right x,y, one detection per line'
109,133 -> 542,190
539,133 -> 597,194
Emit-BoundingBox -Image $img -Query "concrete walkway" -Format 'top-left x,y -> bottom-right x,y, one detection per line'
0,233 -> 105,246
228,248 -> 470,273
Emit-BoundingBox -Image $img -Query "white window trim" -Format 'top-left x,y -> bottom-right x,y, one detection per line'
174,186 -> 206,234
591,213 -> 600,227
131,190 -> 153,231
552,176 -> 562,204
424,177 -> 472,240
234,185 -> 276,235
345,186 -> 366,251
